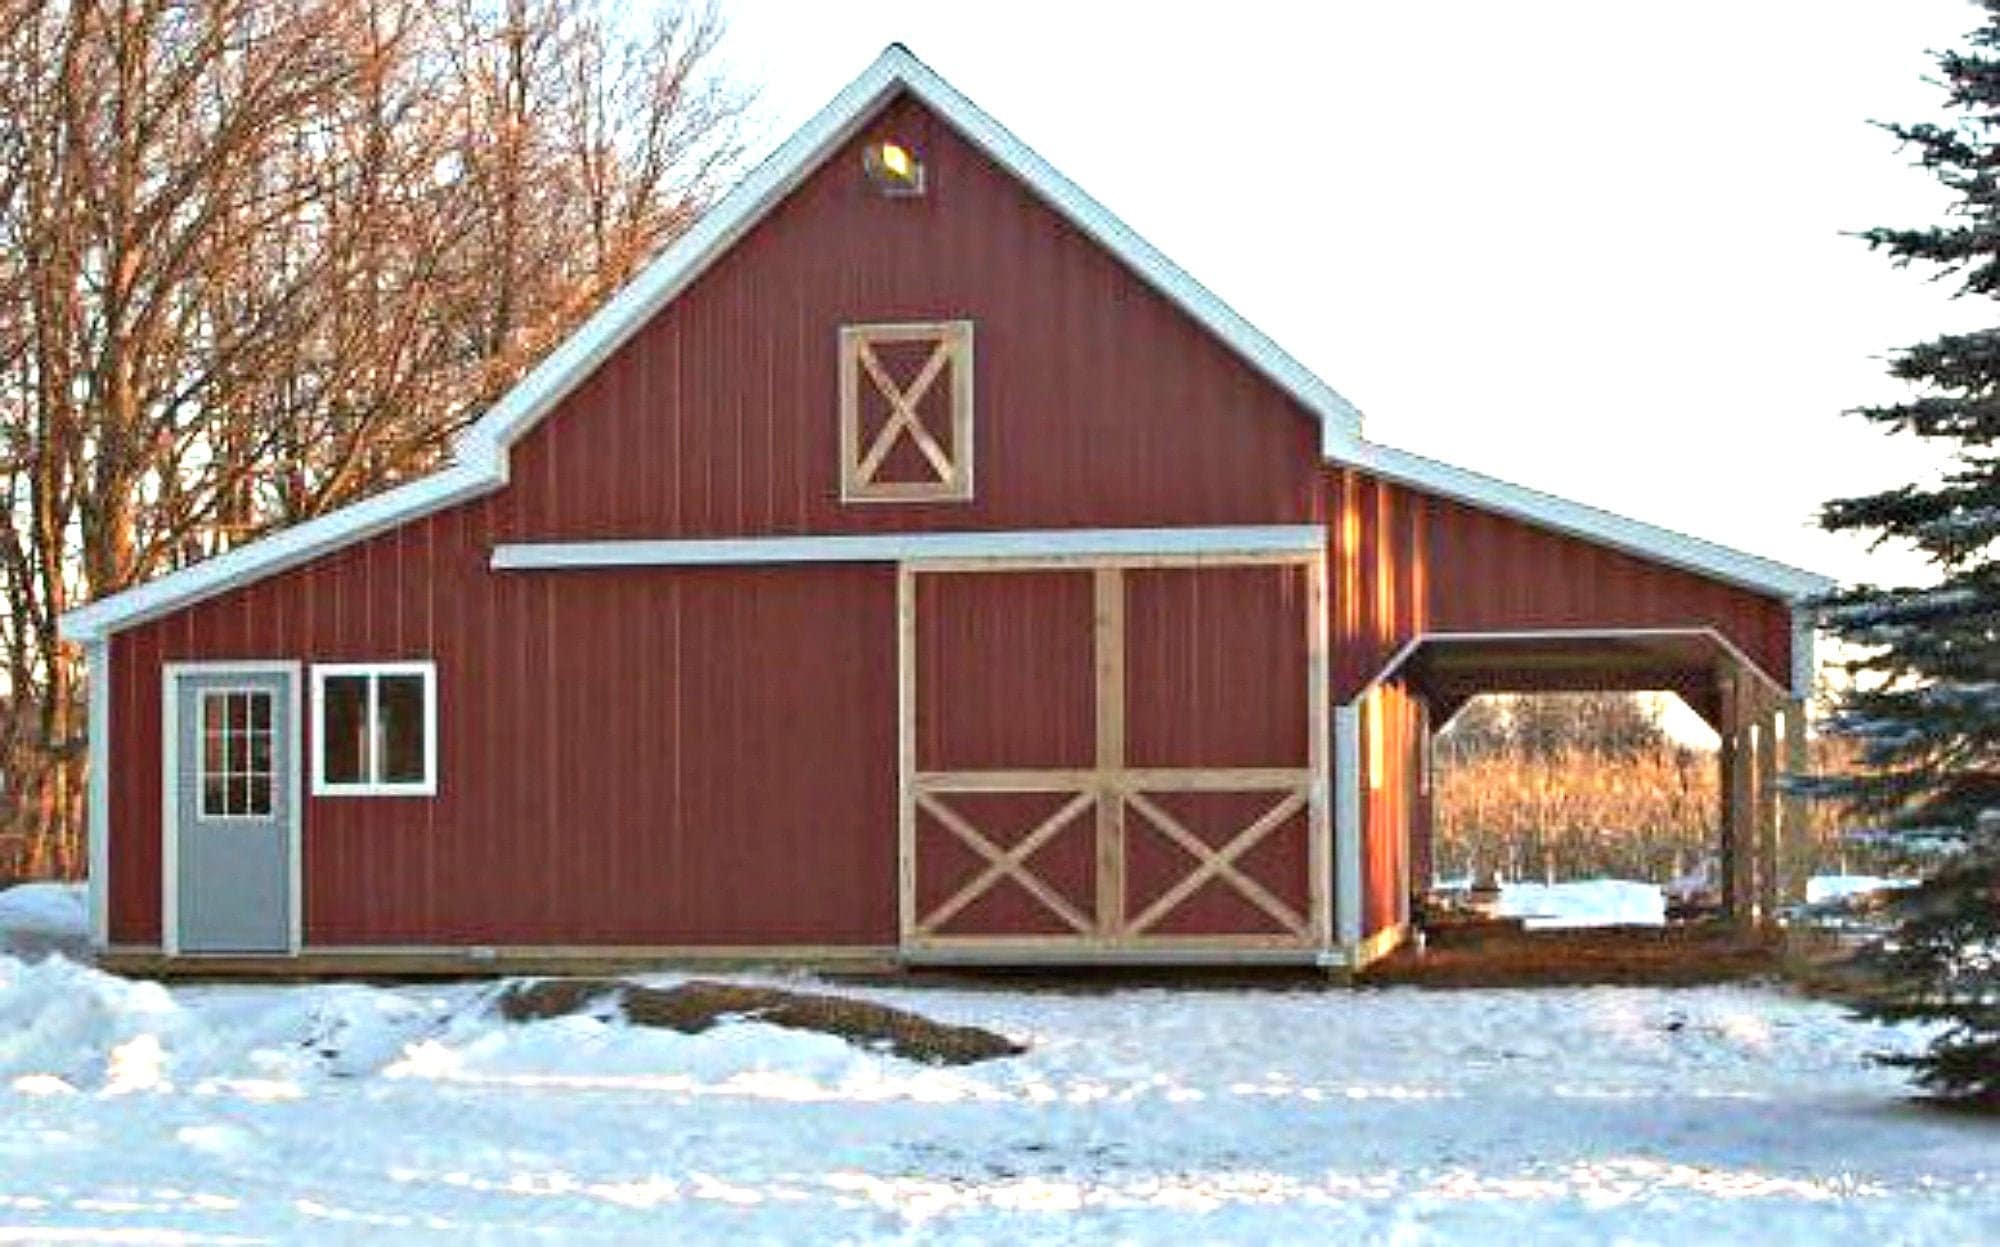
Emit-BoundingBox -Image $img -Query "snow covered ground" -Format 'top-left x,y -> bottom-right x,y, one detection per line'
1497,879 -> 1667,928
1491,876 -> 1915,929
1,883 -> 1991,1244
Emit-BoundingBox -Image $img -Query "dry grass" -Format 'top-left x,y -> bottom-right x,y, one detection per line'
1434,738 -> 1876,884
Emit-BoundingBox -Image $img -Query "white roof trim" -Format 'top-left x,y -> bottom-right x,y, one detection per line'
1339,441 -> 1834,601
494,525 -> 1324,570
60,465 -> 498,643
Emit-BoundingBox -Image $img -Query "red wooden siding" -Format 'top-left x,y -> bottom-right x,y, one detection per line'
1125,566 -> 1307,769
495,90 -> 1323,542
914,570 -> 1095,772
1327,468 -> 1793,701
1359,682 -> 1422,938
109,506 -> 899,947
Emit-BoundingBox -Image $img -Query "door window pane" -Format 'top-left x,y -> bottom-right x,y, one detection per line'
198,688 -> 276,819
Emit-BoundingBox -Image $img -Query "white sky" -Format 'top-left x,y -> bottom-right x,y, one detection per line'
720,0 -> 1983,594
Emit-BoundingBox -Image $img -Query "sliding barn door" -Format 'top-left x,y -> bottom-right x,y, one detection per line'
901,557 -> 1327,957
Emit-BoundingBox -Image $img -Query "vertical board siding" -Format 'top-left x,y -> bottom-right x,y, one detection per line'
495,91 -> 1322,541
1124,565 -> 1307,769
1359,682 -> 1420,938
914,570 -> 1096,772
1325,470 -> 1794,702
109,508 -> 899,947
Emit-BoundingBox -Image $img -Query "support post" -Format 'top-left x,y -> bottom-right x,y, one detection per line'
1716,675 -> 1736,918
1720,674 -> 1756,926
1781,700 -> 1811,907
1755,698 -> 1781,927
1093,567 -> 1126,939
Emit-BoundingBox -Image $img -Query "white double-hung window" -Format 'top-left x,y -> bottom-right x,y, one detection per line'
311,662 -> 437,795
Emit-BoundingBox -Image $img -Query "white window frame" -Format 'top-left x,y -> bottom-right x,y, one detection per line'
310,661 -> 438,796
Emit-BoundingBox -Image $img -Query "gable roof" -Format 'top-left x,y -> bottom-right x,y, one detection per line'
60,45 -> 1830,644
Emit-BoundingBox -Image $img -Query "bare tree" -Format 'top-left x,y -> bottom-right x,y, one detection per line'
0,0 -> 745,879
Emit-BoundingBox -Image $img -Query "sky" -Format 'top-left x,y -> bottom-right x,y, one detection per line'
718,0 -> 1984,593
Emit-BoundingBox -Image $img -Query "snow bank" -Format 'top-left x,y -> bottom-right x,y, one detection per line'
0,952 -> 462,1093
0,956 -> 1984,1243
1498,879 -> 1666,928
0,881 -> 86,938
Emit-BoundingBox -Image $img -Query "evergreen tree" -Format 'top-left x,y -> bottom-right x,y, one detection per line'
1819,2 -> 2000,1111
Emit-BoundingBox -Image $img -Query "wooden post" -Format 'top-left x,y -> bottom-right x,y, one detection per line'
896,566 -> 918,944
1720,673 -> 1756,926
1755,698 -> 1781,927
1305,555 -> 1332,949
1716,675 -> 1737,919
1781,700 -> 1811,907
1093,567 -> 1125,940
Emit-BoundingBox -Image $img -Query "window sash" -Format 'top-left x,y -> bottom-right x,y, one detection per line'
312,663 -> 436,796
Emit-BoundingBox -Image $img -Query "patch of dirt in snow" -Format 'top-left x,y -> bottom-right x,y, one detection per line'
494,977 -> 1026,1065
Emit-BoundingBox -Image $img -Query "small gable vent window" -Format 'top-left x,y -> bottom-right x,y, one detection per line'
839,320 -> 974,503
862,141 -> 925,195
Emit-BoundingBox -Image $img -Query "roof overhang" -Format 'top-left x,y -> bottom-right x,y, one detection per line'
1335,442 -> 1833,602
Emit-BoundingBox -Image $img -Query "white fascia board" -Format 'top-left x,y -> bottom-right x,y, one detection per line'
59,465 -> 497,644
1340,440 -> 1836,602
494,525 -> 1325,570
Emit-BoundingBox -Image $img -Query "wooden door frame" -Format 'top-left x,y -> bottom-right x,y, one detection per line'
896,550 -> 1330,962
160,660 -> 304,958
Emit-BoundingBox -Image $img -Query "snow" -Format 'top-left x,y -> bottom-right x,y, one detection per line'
1498,879 -> 1667,928
0,882 -> 87,959
0,883 -> 85,939
0,881 -> 1986,1241
0,953 -> 1993,1242
1484,877 -> 1924,928
1806,875 -> 1918,906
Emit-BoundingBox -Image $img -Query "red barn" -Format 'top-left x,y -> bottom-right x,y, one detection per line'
61,47 -> 1829,974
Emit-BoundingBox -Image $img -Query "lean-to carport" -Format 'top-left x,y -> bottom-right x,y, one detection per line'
1345,628 -> 1809,933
